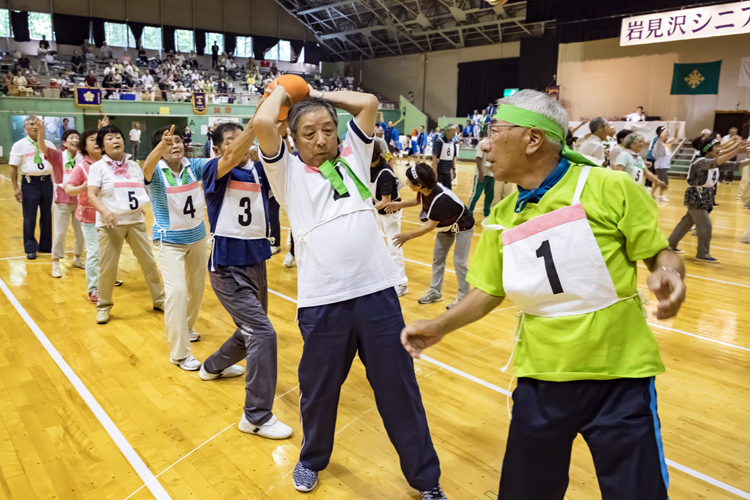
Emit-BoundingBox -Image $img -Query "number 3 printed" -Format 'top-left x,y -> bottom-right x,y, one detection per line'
238,197 -> 252,226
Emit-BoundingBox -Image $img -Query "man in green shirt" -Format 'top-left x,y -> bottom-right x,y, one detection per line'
401,90 -> 686,500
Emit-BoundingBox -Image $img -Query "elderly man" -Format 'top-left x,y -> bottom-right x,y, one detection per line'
577,116 -> 613,165
401,89 -> 686,500
431,125 -> 458,189
256,86 -> 446,499
9,116 -> 57,259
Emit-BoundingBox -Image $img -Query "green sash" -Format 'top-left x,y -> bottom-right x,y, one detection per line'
28,137 -> 42,164
318,157 -> 371,200
63,150 -> 75,170
161,166 -> 191,187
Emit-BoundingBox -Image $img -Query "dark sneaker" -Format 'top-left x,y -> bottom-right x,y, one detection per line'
695,256 -> 720,264
420,485 -> 448,500
292,461 -> 318,492
27,252 -> 37,260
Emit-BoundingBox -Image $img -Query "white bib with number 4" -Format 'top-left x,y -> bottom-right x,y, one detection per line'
500,167 -> 620,318
703,168 -> 719,188
161,168 -> 205,231
112,181 -> 150,215
214,177 -> 267,240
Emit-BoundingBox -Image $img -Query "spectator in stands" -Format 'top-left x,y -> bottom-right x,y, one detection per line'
578,117 -> 611,165
113,59 -> 124,74
112,69 -> 123,90
100,42 -> 114,61
141,71 -> 154,93
246,71 -> 255,91
158,72 -> 170,101
26,70 -> 41,93
138,46 -> 148,66
60,119 -> 70,138
37,35 -> 50,75
226,56 -> 237,80
183,126 -> 192,145
217,77 -> 228,96
270,63 -> 279,77
125,61 -> 137,81
71,51 -> 84,74
57,71 -> 73,98
85,70 -> 98,88
103,61 -> 114,76
13,69 -> 33,96
122,51 -> 131,66
148,58 -> 159,72
203,76 -> 215,95
189,50 -> 198,68
18,54 -> 30,70
626,106 -> 646,122
211,42 -> 219,68
81,39 -> 92,60
407,91 -> 414,104
2,71 -> 12,95
102,72 -> 115,98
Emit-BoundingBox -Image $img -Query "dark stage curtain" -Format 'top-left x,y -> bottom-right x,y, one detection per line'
253,35 -> 279,60
195,29 -> 206,55
303,41 -> 326,65
289,39 -> 304,63
92,19 -> 106,47
519,35 -> 558,91
456,58 -> 519,117
128,22 -> 145,48
53,14 -> 90,46
162,26 -> 176,53
10,11 -> 30,43
224,34 -> 237,56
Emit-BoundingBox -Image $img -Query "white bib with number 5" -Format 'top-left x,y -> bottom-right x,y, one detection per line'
214,177 -> 267,240
500,166 -> 620,318
112,181 -> 150,215
162,168 -> 205,231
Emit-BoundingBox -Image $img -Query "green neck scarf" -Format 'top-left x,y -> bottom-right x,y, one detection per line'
318,157 -> 371,200
493,105 -> 599,167
162,165 -> 190,187
63,150 -> 75,170
28,137 -> 42,164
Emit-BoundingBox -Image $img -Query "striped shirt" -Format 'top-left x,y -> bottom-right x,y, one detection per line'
146,158 -> 207,244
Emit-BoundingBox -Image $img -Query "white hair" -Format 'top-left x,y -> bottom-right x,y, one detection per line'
24,115 -> 38,126
498,89 -> 569,138
623,133 -> 643,150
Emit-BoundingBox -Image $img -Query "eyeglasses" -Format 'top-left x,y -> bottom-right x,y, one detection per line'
488,124 -> 521,139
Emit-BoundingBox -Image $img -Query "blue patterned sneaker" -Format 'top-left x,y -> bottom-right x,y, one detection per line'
292,461 -> 318,492
420,484 -> 448,500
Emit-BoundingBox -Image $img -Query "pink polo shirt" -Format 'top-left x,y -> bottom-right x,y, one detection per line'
67,157 -> 97,224
47,148 -> 78,205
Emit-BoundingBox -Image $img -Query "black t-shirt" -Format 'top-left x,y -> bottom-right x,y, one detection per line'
370,158 -> 401,214
418,184 -> 474,232
212,45 -> 219,55
71,55 -> 83,66
39,40 -> 49,49
432,137 -> 456,174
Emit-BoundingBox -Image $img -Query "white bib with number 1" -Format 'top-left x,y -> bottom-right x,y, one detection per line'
500,166 -> 620,318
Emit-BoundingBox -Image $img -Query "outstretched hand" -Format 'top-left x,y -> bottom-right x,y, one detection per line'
98,116 -> 109,129
400,320 -> 445,359
161,125 -> 176,149
647,269 -> 686,320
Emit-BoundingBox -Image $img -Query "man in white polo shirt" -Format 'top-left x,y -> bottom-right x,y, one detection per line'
578,117 -> 613,166
9,116 -> 57,259
129,123 -> 141,160
255,86 -> 446,499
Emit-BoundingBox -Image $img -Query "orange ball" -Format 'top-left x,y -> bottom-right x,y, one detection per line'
262,74 -> 310,121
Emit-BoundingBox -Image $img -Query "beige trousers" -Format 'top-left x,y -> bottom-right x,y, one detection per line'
52,202 -> 84,260
156,238 -> 207,361
492,181 -> 517,207
740,165 -> 750,207
97,222 -> 165,314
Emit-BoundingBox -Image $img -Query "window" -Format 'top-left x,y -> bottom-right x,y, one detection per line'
298,46 -> 305,64
0,9 -> 10,38
175,29 -> 194,52
28,12 -> 52,40
105,22 -> 136,47
142,26 -> 161,50
206,32 -> 223,53
265,40 -> 291,62
236,36 -> 253,58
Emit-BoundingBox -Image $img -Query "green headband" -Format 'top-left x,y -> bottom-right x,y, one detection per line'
493,105 -> 599,167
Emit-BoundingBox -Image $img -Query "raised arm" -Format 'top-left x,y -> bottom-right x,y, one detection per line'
36,118 -> 48,155
142,125 -> 174,182
254,85 -> 289,158
310,88 -> 379,137
217,123 -> 257,179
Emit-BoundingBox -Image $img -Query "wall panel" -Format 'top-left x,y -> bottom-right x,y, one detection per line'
252,0 -> 279,37
53,0 -> 90,17
224,0 -> 252,35
162,0 -> 193,29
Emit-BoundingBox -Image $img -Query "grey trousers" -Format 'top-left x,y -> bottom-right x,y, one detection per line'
132,141 -> 140,160
52,202 -> 84,260
668,208 -> 712,259
429,229 -> 473,298
204,263 -> 278,426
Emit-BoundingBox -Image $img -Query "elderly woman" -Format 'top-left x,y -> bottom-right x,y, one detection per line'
13,69 -> 33,96
652,125 -> 679,202
87,125 -> 165,324
667,135 -> 750,263
400,89 -> 687,500
385,162 -> 474,309
614,133 -> 666,193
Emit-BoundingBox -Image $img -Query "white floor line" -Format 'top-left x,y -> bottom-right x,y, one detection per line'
648,322 -> 750,353
491,305 -> 517,314
265,288 -> 750,499
679,241 -> 750,255
404,257 -> 456,274
636,263 -> 750,289
122,384 -> 300,500
0,278 -> 172,500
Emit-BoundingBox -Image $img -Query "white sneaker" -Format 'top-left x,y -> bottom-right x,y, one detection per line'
171,355 -> 201,371
270,246 -> 280,255
283,253 -> 295,268
396,284 -> 409,297
51,261 -> 61,278
199,363 -> 245,380
659,196 -> 669,202
239,414 -> 293,439
741,236 -> 750,244
71,256 -> 85,269
189,329 -> 200,342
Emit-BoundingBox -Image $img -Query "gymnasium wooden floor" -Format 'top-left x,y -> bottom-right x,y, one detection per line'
0,158 -> 748,500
